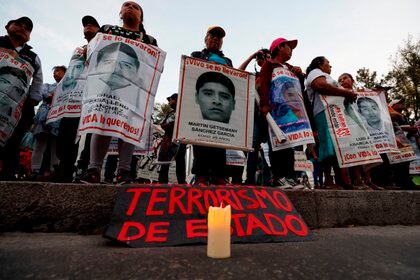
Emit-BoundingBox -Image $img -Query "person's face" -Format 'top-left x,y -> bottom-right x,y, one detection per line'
6,22 -> 31,44
98,51 -> 138,90
53,68 -> 65,83
83,24 -> 99,41
205,33 -> 223,52
62,60 -> 84,90
120,1 -> 142,24
358,100 -> 380,125
320,59 -> 332,74
196,82 -> 235,123
338,74 -> 353,89
169,98 -> 177,109
0,73 -> 25,102
277,43 -> 293,62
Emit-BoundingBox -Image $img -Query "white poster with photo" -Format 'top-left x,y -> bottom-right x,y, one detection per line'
47,47 -> 86,122
0,49 -> 34,146
268,66 -> 315,151
173,56 -> 254,151
294,151 -> 313,172
107,120 -> 155,156
387,124 -> 416,164
78,33 -> 166,148
226,150 -> 246,166
408,136 -> 420,175
353,90 -> 398,153
321,95 -> 382,168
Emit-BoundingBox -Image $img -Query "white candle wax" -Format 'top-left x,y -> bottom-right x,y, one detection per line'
207,204 -> 231,258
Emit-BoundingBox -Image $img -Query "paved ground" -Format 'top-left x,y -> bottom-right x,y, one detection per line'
1,226 -> 419,280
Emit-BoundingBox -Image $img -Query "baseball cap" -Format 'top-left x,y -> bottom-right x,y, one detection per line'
167,93 -> 178,101
207,26 -> 226,37
82,15 -> 100,28
269,37 -> 298,53
7,17 -> 33,32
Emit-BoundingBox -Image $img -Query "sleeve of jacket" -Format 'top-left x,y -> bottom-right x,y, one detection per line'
28,55 -> 43,102
190,51 -> 201,58
257,61 -> 273,108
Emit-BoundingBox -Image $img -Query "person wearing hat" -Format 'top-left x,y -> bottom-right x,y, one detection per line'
0,16 -> 44,180
53,16 -> 100,182
158,93 -> 187,184
258,37 -> 308,189
78,1 -> 158,184
189,26 -> 233,185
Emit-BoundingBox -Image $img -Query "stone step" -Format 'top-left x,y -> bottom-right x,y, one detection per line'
0,182 -> 419,233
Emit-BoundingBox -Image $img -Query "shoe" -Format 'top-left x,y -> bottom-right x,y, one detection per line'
286,178 -> 305,190
77,168 -> 100,184
27,171 -> 40,182
116,169 -> 133,185
367,182 -> 384,190
272,178 -> 294,190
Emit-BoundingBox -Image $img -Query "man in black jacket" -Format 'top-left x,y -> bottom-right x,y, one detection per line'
0,16 -> 43,180
190,26 -> 232,185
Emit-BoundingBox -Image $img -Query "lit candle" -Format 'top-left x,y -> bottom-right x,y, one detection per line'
207,204 -> 231,258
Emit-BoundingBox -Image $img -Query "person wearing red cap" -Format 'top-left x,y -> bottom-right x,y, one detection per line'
53,16 -> 100,182
0,16 -> 43,180
258,37 -> 306,188
77,1 -> 158,184
190,26 -> 233,185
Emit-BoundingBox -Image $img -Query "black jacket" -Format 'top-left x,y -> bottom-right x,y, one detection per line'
191,48 -> 233,67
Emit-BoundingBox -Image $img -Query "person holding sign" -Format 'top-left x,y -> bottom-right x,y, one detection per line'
190,26 -> 233,185
305,57 -> 357,189
0,16 -> 43,180
78,1 -> 158,184
55,16 -> 100,183
258,37 -> 306,188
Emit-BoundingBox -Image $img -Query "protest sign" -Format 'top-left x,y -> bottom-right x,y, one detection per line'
226,150 -> 246,166
268,66 -> 315,151
294,150 -> 313,172
354,90 -> 398,153
321,95 -> 382,168
47,47 -> 86,122
0,49 -> 34,146
388,124 -> 416,164
173,56 -> 254,151
78,33 -> 166,148
105,185 -> 312,247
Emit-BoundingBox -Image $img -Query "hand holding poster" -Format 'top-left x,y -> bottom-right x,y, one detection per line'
47,47 -> 86,122
78,33 -> 166,148
173,56 -> 254,151
268,66 -> 315,151
321,95 -> 382,168
0,49 -> 34,146
354,90 -> 398,153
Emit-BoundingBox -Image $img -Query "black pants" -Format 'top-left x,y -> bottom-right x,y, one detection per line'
268,146 -> 295,181
0,100 -> 34,179
57,117 -> 80,180
159,144 -> 187,184
192,145 -> 226,181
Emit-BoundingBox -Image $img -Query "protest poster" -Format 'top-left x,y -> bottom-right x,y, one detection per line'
321,95 -> 382,168
353,90 -> 398,153
226,150 -> 246,166
104,185 -> 312,247
47,47 -> 86,122
78,33 -> 166,148
0,49 -> 34,146
387,124 -> 417,164
268,66 -> 315,151
107,120 -> 155,156
409,135 -> 420,175
173,56 -> 254,151
294,151 -> 313,172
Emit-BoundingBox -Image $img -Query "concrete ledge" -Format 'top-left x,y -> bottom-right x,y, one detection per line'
0,182 -> 419,233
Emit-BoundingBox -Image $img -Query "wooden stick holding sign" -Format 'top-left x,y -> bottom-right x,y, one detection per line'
254,94 -> 287,143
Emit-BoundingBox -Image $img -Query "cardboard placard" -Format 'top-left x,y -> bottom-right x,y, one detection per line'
105,185 -> 312,247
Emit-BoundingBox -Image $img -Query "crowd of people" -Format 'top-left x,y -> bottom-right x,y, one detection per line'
0,1 -> 418,190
